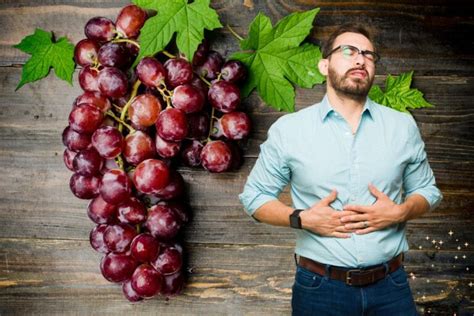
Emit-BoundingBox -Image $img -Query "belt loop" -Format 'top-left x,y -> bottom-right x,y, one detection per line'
294,253 -> 298,266
324,264 -> 331,278
383,262 -> 389,275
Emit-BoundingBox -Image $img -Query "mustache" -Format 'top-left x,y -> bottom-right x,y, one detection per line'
345,67 -> 368,77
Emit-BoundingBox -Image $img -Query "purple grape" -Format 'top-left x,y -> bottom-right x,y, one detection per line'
104,223 -> 138,253
200,140 -> 232,173
62,126 -> 91,152
100,169 -> 132,205
68,103 -> 104,134
74,39 -> 100,67
151,246 -> 182,275
130,233 -> 160,263
186,112 -> 210,140
122,279 -> 143,302
75,91 -> 111,113
128,94 -> 162,128
123,131 -> 156,166
117,197 -> 147,225
220,111 -> 251,140
116,4 -> 148,39
154,171 -> 185,200
208,80 -> 240,113
136,57 -> 166,88
73,147 -> 104,176
85,17 -> 116,42
192,40 -> 209,66
164,58 -> 193,88
133,159 -> 170,194
100,252 -> 138,283
180,139 -> 203,167
131,264 -> 163,298
220,60 -> 246,83
87,195 -> 117,224
98,42 -> 131,69
195,50 -> 223,80
155,134 -> 181,159
167,201 -> 190,224
161,271 -> 185,297
63,148 -> 77,171
171,84 -> 205,114
92,126 -> 124,159
79,66 -> 100,92
146,204 -> 182,240
98,67 -> 129,99
155,108 -> 188,142
90,224 -> 110,254
69,173 -> 101,199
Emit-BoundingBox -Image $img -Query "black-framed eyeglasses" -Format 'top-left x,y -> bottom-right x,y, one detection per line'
324,45 -> 380,63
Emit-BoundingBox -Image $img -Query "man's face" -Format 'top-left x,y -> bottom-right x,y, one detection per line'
321,32 -> 376,98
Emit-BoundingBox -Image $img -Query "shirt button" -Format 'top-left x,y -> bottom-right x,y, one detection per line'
351,196 -> 356,201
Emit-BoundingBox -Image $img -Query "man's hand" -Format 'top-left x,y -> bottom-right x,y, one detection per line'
340,184 -> 406,235
300,190 -> 359,238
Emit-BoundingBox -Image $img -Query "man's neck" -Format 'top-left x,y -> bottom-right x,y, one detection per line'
326,87 -> 367,121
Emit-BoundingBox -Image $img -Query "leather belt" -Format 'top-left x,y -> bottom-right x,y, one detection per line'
298,253 -> 403,286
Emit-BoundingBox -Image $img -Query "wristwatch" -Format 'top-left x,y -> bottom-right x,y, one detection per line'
289,209 -> 305,229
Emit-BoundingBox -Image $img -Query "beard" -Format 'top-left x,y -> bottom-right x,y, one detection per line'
327,65 -> 374,100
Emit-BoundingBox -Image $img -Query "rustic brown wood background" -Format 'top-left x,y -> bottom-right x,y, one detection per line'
0,0 -> 473,315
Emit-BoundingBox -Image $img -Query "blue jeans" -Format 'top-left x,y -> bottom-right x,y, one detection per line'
291,264 -> 418,316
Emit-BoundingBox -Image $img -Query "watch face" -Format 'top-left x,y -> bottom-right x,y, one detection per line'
290,211 -> 302,229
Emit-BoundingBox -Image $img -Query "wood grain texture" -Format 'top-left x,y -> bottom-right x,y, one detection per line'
0,0 -> 473,314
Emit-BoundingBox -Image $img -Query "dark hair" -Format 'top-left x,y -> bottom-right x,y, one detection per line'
322,23 -> 375,58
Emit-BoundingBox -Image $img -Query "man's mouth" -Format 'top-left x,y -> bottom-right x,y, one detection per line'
348,69 -> 368,79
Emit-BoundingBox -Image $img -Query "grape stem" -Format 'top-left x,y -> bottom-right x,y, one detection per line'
119,80 -> 142,133
112,38 -> 140,49
204,106 -> 217,143
162,50 -> 176,59
227,24 -> 244,41
115,154 -> 125,171
106,111 -> 136,133
199,75 -> 211,87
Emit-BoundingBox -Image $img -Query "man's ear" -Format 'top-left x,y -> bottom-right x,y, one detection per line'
318,58 -> 328,76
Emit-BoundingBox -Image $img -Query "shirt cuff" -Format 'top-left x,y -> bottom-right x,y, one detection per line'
239,188 -> 278,219
406,187 -> 443,212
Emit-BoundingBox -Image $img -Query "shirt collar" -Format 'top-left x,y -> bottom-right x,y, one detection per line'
319,94 -> 374,123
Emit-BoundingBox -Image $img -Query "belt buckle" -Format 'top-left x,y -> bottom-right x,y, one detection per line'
345,269 -> 362,286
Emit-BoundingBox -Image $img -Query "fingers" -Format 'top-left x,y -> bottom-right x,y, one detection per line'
368,183 -> 386,199
339,214 -> 366,223
331,232 -> 351,238
318,189 -> 337,206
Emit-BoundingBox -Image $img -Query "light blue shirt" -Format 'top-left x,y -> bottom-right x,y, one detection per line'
239,95 -> 442,268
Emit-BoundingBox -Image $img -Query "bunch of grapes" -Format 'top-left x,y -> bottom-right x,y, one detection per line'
62,3 -> 250,302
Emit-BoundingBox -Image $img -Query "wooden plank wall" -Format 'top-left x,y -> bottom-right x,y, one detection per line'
0,0 -> 473,314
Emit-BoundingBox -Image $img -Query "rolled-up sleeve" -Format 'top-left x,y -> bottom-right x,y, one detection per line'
239,122 -> 291,218
403,117 -> 443,211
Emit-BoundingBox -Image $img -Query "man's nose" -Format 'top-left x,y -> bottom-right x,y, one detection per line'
354,52 -> 366,66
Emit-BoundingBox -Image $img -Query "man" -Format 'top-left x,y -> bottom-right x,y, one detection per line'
239,23 -> 442,315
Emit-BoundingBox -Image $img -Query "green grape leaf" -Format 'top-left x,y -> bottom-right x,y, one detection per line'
13,28 -> 75,90
133,0 -> 222,63
369,71 -> 433,113
229,9 -> 325,112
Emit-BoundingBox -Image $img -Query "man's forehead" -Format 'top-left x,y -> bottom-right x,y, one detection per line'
332,32 -> 374,51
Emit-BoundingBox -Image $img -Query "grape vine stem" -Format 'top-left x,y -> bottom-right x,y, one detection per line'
112,38 -> 140,49
205,106 -> 217,143
162,50 -> 176,59
106,110 -> 136,133
199,75 -> 211,87
226,24 -> 244,41
118,80 -> 142,133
